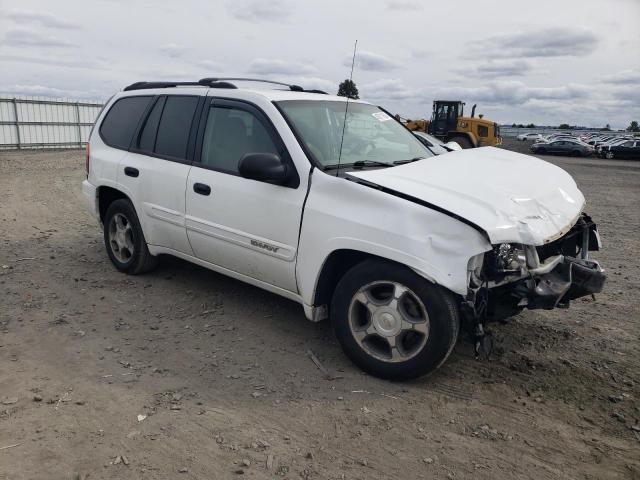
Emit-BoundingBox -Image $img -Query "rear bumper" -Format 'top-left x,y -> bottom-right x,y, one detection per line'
81,180 -> 99,220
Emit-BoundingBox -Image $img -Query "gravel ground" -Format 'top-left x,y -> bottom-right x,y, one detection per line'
1,145 -> 639,480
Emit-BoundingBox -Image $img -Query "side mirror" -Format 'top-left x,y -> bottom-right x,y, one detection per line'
239,153 -> 291,186
444,141 -> 462,151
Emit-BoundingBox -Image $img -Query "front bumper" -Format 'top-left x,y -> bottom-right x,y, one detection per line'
470,214 -> 606,319
526,256 -> 605,309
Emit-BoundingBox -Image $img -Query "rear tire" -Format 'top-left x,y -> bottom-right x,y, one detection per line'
103,199 -> 158,274
449,136 -> 473,149
606,151 -> 615,159
330,259 -> 460,380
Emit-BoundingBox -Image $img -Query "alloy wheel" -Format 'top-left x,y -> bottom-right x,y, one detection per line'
348,281 -> 430,363
108,213 -> 135,263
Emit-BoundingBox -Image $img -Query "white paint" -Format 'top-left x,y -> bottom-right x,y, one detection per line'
85,87 -> 592,322
349,147 -> 585,245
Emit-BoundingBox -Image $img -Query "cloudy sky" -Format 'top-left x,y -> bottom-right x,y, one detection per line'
1,0 -> 639,128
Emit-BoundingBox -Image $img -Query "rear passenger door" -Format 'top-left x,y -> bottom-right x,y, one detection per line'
117,94 -> 203,254
185,98 -> 306,293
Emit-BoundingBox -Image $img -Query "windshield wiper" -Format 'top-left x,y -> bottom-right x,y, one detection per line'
322,160 -> 393,171
352,160 -> 393,168
393,157 -> 426,165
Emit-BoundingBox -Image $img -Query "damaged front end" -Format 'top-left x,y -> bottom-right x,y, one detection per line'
463,213 -> 606,356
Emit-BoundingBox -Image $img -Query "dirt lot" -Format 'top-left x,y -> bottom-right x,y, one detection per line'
1,145 -> 639,480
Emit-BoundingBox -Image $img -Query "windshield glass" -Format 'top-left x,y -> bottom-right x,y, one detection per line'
276,100 -> 432,168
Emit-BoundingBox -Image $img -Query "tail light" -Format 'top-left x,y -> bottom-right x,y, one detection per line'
85,143 -> 90,177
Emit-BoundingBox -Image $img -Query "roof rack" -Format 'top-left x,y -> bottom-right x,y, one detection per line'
123,78 -> 327,94
201,78 -> 327,94
123,80 -> 236,91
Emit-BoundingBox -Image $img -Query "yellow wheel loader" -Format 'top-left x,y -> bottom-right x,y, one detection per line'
403,100 -> 501,149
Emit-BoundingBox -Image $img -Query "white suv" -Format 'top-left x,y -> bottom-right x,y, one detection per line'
82,78 -> 606,379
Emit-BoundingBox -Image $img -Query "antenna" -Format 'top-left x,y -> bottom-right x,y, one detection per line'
336,39 -> 358,177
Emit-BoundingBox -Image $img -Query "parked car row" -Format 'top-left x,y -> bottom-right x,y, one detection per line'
524,131 -> 640,159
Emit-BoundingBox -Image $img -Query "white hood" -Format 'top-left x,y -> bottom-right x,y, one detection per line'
349,147 -> 585,245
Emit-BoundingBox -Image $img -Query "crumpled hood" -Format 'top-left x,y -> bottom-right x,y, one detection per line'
349,147 -> 585,245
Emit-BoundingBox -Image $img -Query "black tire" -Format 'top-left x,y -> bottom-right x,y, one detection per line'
103,198 -> 158,274
572,150 -> 581,157
536,148 -> 547,155
449,135 -> 473,149
330,259 -> 460,380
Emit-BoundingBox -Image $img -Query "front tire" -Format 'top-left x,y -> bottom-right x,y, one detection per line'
331,259 -> 460,380
103,199 -> 158,274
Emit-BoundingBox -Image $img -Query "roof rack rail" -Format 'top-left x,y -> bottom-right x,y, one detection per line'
199,78 -> 327,94
123,78 -> 327,94
123,80 -> 237,92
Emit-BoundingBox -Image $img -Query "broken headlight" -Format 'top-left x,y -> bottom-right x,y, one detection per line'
483,243 -> 527,280
495,243 -> 526,271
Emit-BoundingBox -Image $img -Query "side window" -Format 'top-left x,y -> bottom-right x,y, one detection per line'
154,96 -> 199,160
477,125 -> 489,137
100,96 -> 152,149
137,97 -> 165,153
200,105 -> 279,174
622,141 -> 634,147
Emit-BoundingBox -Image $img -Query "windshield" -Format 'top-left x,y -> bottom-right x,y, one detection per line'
276,100 -> 432,168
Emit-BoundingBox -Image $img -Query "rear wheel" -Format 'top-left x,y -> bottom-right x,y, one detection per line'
572,150 -> 581,157
104,199 -> 158,274
606,151 -> 615,159
449,135 -> 473,149
331,259 -> 460,379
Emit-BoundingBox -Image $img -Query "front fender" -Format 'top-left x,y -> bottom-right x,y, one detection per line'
296,171 -> 492,305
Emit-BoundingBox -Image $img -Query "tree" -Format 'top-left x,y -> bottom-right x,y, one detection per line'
558,123 -> 571,130
337,79 -> 359,99
627,120 -> 640,132
603,123 -> 611,131
526,123 -> 536,128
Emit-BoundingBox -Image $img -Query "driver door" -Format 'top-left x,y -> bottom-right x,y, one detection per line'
184,98 -> 306,293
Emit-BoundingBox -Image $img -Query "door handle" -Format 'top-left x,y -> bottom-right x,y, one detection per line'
124,167 -> 139,178
193,183 -> 211,196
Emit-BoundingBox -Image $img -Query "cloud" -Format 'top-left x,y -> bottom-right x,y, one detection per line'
471,27 -> 600,58
0,84 -> 105,100
225,0 -> 291,22
346,51 -> 399,72
192,59 -> 225,72
468,59 -> 532,78
360,78 -> 424,101
3,9 -> 81,29
410,49 -> 431,59
433,81 -> 592,107
0,53 -> 110,71
2,28 -> 76,48
160,43 -> 187,58
600,69 -> 640,85
386,1 -> 423,10
247,58 -> 317,75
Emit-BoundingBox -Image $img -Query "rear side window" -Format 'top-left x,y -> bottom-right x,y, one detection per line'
154,96 -> 199,160
138,97 -> 165,153
100,96 -> 152,149
477,125 -> 488,137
